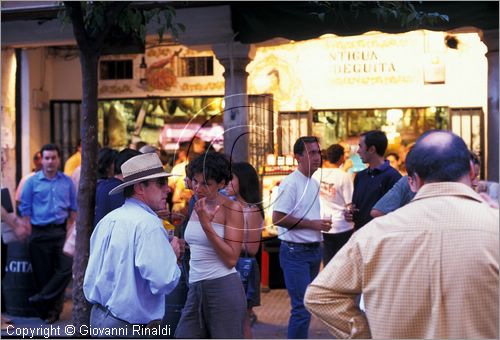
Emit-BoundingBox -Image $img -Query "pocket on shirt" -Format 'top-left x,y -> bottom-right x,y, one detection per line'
33,187 -> 49,205
54,186 -> 71,208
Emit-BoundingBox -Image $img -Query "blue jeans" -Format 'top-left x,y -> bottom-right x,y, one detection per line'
279,241 -> 322,339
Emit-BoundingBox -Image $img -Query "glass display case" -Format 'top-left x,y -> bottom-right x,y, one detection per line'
96,96 -> 224,151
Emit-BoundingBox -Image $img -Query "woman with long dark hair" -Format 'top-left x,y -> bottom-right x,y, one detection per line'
175,152 -> 246,338
225,162 -> 264,338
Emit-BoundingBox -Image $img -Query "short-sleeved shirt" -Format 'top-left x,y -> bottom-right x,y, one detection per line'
352,160 -> 401,229
372,175 -> 416,214
64,151 -> 81,176
273,170 -> 322,243
18,171 -> 77,225
312,167 -> 354,233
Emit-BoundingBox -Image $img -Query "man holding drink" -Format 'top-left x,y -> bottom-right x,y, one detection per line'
272,136 -> 331,339
345,130 -> 401,229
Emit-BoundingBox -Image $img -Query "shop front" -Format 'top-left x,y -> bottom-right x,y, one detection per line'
245,29 -> 488,237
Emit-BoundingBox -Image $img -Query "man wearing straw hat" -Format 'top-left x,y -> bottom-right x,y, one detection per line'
84,153 -> 181,336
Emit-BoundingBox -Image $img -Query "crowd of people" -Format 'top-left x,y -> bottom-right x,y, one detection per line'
1,129 -> 498,339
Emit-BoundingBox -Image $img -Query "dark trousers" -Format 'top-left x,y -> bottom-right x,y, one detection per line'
322,229 -> 354,266
29,224 -> 72,318
1,237 -> 6,312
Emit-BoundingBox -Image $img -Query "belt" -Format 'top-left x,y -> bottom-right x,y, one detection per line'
240,252 -> 256,258
95,304 -> 146,327
282,240 -> 320,248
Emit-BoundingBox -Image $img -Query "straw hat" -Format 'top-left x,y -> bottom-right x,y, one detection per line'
139,144 -> 159,154
109,153 -> 172,195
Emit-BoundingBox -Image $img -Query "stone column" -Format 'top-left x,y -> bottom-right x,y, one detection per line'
483,29 -> 499,182
213,42 -> 254,162
1,48 -> 17,195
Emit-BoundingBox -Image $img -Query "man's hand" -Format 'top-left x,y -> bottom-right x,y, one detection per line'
13,218 -> 31,241
170,236 -> 181,259
310,219 -> 332,232
344,204 -> 359,223
155,208 -> 170,220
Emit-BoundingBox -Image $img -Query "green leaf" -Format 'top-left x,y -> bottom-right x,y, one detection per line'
157,26 -> 165,41
139,25 -> 146,42
407,11 -> 417,24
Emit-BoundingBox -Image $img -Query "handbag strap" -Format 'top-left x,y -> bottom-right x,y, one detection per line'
242,205 -> 250,257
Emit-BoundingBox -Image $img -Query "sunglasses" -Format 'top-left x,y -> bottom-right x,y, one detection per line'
146,177 -> 168,187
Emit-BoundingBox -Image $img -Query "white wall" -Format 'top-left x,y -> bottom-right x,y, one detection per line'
20,48 -> 51,175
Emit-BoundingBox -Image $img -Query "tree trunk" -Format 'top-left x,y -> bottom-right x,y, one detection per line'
72,50 -> 99,333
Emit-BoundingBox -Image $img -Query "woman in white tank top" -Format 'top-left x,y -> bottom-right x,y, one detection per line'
175,152 -> 247,339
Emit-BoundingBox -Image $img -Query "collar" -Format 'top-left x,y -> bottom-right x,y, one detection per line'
413,182 -> 484,203
36,170 -> 63,181
125,197 -> 158,217
367,160 -> 390,175
295,169 -> 313,179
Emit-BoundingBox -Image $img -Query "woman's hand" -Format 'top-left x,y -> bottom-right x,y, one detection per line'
194,197 -> 220,226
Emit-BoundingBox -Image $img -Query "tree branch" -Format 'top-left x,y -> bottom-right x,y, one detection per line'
94,2 -> 132,49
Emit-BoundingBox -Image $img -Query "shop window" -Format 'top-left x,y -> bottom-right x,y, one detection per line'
248,94 -> 274,174
312,111 -> 348,149
99,60 -> 133,80
50,101 -> 81,164
178,56 -> 214,77
278,111 -> 312,155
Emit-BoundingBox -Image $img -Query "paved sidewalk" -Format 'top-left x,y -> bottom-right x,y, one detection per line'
253,289 -> 331,339
2,289 -> 331,339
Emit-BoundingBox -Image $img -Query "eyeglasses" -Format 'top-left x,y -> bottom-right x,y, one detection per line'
146,177 -> 168,187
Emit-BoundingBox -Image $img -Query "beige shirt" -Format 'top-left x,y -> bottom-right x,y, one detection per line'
305,182 -> 499,339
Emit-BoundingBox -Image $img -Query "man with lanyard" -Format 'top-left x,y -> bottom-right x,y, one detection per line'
19,143 -> 77,324
84,153 -> 180,336
272,136 -> 332,339
345,130 -> 401,229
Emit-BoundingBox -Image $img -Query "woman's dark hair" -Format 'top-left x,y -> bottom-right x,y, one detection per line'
187,152 -> 231,185
231,162 -> 264,218
97,147 -> 118,179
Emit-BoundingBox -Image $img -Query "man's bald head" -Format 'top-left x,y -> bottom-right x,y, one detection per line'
406,130 -> 471,183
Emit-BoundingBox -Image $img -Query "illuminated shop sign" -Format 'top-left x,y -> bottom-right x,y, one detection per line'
248,30 -> 486,111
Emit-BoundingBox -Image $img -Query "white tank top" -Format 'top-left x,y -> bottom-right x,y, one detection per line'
184,212 -> 237,283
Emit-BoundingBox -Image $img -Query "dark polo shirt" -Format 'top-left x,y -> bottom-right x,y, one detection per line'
94,177 -> 125,228
352,160 -> 401,229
